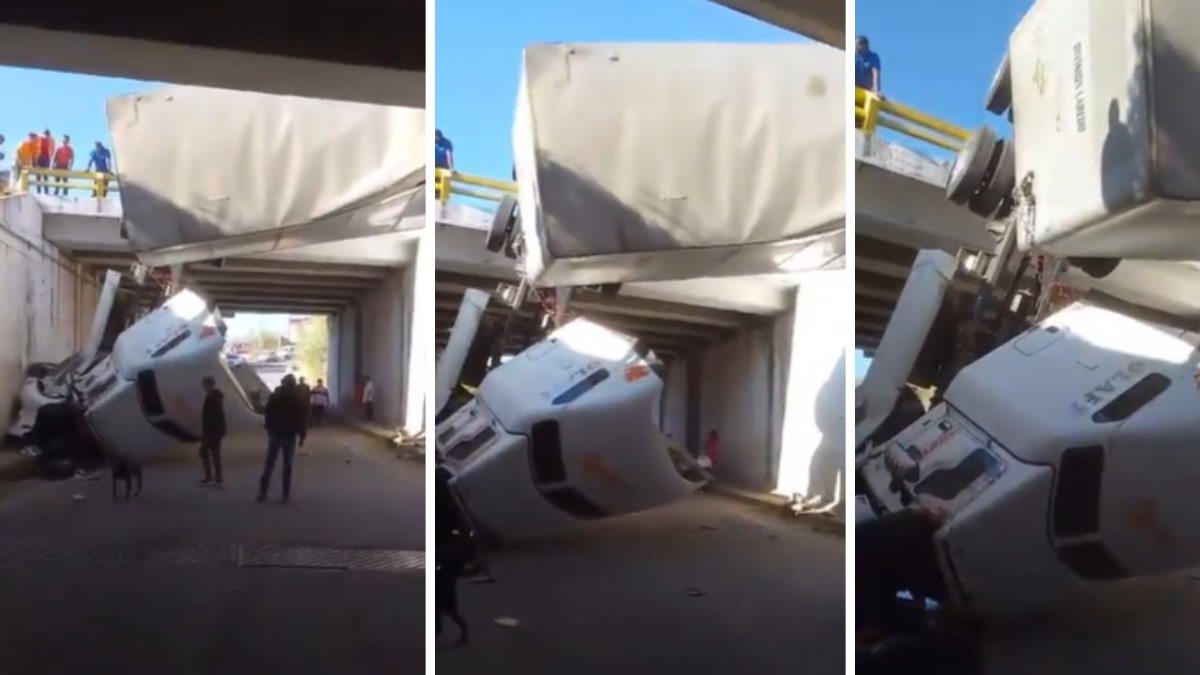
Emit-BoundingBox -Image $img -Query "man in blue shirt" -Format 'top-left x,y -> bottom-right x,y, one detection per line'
435,129 -> 454,170
86,141 -> 112,197
856,35 -> 882,93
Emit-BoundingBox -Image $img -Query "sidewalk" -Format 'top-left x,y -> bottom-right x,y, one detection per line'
703,483 -> 844,535
334,412 -> 425,462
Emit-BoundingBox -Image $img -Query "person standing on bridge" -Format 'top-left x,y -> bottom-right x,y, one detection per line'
52,135 -> 74,196
86,141 -> 112,198
856,35 -> 882,94
259,374 -> 306,503
435,129 -> 454,171
34,130 -> 54,194
310,379 -> 330,427
15,133 -> 37,186
199,376 -> 227,487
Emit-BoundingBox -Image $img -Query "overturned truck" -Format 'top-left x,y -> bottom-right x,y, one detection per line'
5,273 -> 260,477
437,41 -> 845,542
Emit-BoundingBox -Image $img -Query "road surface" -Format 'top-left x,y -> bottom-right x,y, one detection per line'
0,426 -> 424,674
437,494 -> 844,674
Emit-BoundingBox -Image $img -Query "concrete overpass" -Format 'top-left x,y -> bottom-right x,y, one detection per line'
1,189 -> 428,437
854,131 -> 993,352
712,0 -> 843,48
0,2 -> 423,108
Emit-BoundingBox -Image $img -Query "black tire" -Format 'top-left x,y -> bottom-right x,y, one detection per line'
1070,257 -> 1121,279
947,126 -> 998,206
969,138 -> 1016,219
985,52 -> 1013,116
485,195 -> 518,253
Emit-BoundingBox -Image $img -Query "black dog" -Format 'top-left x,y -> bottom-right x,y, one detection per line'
110,458 -> 143,501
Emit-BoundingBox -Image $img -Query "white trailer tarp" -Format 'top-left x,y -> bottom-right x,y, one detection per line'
107,85 -> 424,253
513,42 -> 845,285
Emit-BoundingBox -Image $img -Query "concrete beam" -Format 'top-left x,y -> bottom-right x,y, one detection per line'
711,0 -> 843,48
200,284 -> 363,300
856,285 -> 902,304
215,305 -> 338,316
0,8 -> 423,108
434,278 -> 749,329
856,133 -> 994,253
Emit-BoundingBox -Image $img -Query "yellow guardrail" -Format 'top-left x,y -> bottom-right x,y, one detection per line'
855,87 -> 971,153
435,167 -> 516,204
15,167 -> 118,197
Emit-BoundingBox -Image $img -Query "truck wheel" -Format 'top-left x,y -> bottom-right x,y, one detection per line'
969,138 -> 1016,220
486,196 -> 518,255
947,126 -> 998,206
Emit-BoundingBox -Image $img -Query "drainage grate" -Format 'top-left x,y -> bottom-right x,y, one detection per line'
237,545 -> 426,572
0,541 -> 423,573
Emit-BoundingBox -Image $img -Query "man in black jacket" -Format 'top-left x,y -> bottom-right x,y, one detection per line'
199,376 -> 226,486
258,374 -> 305,503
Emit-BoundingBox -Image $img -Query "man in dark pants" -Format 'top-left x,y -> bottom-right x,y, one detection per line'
296,376 -> 312,447
199,376 -> 226,486
436,462 -> 470,643
258,374 -> 305,503
857,505 -> 981,674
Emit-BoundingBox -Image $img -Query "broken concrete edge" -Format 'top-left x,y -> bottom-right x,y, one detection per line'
702,483 -> 845,535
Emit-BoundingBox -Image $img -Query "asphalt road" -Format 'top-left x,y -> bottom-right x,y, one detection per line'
437,494 -> 845,675
0,426 -> 425,674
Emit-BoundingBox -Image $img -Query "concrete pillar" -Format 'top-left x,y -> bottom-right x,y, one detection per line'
403,231 -> 431,436
685,354 -> 703,457
775,270 -> 846,515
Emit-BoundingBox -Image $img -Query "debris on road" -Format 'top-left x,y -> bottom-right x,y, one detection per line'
684,587 -> 706,598
71,494 -> 86,502
494,617 -> 520,628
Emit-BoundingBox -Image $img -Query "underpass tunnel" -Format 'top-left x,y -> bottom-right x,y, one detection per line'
69,247 -> 429,437
435,267 -> 846,517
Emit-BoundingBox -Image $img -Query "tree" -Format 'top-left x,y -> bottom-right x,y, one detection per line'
249,328 -> 283,353
296,316 -> 329,383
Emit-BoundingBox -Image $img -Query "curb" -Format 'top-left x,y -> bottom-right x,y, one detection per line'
704,483 -> 845,536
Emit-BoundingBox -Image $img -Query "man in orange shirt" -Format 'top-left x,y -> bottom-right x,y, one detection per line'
33,130 -> 54,194
16,133 -> 37,171
52,135 -> 74,196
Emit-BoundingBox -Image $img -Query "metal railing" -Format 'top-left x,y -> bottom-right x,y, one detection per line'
435,167 -> 515,204
13,167 -> 118,197
855,87 -> 971,153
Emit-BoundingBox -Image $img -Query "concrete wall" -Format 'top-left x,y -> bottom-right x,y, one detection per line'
698,321 -> 777,490
358,267 -> 407,428
335,245 -> 426,434
0,194 -> 98,431
697,271 -> 846,514
330,305 -> 360,413
660,359 -> 688,447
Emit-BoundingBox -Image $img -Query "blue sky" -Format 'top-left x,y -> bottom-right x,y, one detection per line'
854,0 -> 1030,382
856,0 -> 1027,151
0,66 -> 153,164
434,0 -> 803,181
